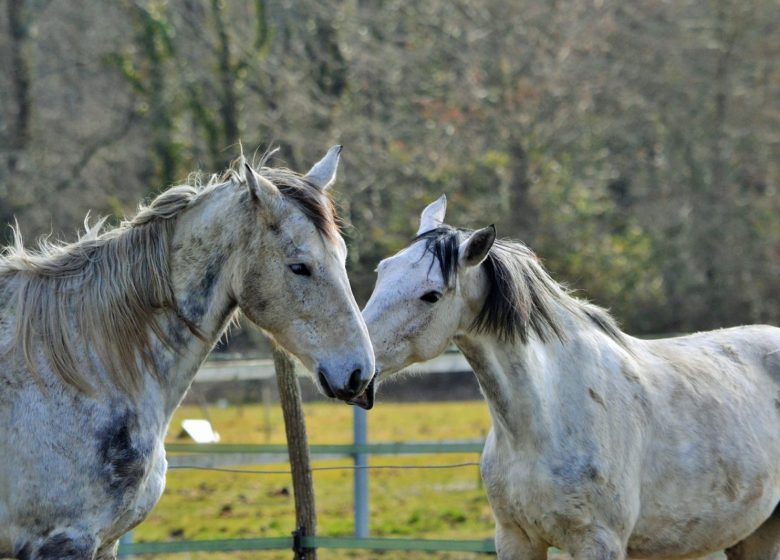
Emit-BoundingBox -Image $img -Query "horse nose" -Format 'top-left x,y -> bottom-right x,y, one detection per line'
323,366 -> 370,401
317,368 -> 336,399
347,368 -> 366,395
332,368 -> 366,400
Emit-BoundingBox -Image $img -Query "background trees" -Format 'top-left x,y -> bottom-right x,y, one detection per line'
1,0 -> 778,336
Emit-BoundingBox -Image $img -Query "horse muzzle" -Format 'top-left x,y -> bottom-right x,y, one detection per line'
317,365 -> 375,409
347,376 -> 376,410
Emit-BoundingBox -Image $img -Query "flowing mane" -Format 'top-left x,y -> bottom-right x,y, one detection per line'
0,156 -> 339,395
415,226 -> 626,346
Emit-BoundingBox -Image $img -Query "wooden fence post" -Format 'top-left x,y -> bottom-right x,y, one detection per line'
273,346 -> 317,560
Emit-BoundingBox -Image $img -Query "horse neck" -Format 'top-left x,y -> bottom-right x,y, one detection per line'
454,305 -> 610,452
455,331 -> 558,450
158,194 -> 243,414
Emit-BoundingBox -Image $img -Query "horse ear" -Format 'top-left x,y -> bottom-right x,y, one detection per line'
244,162 -> 281,206
459,225 -> 496,268
416,194 -> 447,236
304,145 -> 342,191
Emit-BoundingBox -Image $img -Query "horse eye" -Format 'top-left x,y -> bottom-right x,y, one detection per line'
420,291 -> 442,303
289,263 -> 311,276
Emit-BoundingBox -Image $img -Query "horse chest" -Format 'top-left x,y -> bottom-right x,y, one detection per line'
481,435 -> 555,536
481,431 -> 620,547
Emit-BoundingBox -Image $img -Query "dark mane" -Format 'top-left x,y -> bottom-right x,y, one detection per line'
415,226 -> 626,346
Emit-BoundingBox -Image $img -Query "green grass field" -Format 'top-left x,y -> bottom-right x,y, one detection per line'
132,400 -> 722,560
133,401 -> 500,559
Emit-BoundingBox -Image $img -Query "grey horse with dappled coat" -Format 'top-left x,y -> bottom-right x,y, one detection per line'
0,147 -> 374,559
360,194 -> 780,560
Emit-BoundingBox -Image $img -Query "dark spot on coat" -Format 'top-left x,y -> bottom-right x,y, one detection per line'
238,264 -> 269,325
180,254 -> 226,321
742,475 -> 766,506
550,453 -> 599,487
248,294 -> 267,315
36,533 -> 94,559
99,411 -> 148,497
15,542 -> 31,560
165,319 -> 190,349
772,501 -> 780,517
718,458 -> 741,502
719,343 -> 744,364
588,388 -> 606,408
684,516 -> 701,532
621,365 -> 641,384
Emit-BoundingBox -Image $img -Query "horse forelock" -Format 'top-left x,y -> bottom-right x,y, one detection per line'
0,155 -> 342,396
211,153 -> 340,242
255,167 -> 340,242
414,225 -> 626,347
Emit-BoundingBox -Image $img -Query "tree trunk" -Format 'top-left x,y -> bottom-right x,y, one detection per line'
7,0 -> 32,172
129,2 -> 178,188
273,347 -> 317,560
211,0 -> 240,151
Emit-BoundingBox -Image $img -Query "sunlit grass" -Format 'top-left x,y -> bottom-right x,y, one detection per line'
134,401 -> 496,559
133,400 -> 723,559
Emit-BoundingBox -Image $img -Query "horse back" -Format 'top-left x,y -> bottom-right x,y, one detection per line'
641,324 -> 780,386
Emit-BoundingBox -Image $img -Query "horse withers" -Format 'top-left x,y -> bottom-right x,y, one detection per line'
361,194 -> 780,560
0,147 -> 374,559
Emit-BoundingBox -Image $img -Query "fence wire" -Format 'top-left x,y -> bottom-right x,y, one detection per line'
168,461 -> 482,475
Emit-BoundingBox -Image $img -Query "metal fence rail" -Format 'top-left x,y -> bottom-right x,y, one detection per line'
166,440 -> 484,455
120,536 -> 496,555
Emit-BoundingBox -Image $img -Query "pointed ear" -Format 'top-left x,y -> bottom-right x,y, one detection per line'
244,162 -> 281,206
304,145 -> 342,191
416,194 -> 447,236
459,225 -> 496,268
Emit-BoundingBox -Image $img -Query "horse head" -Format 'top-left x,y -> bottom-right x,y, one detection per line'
362,195 -> 495,379
234,147 -> 376,406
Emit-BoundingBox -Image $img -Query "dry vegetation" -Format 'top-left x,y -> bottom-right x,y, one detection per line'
1,0 -> 779,339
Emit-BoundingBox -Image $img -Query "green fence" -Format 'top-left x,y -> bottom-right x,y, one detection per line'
120,536 -> 496,555
165,441 -> 484,455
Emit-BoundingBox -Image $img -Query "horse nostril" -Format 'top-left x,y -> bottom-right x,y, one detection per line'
348,368 -> 364,394
318,368 -> 335,398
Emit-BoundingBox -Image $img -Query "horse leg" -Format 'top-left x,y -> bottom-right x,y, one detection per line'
725,511 -> 780,560
568,527 -> 626,560
495,522 -> 547,560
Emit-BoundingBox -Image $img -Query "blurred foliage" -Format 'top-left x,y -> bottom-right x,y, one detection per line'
1,0 -> 778,336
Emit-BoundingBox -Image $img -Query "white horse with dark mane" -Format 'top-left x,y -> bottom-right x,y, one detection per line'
361,195 -> 780,559
0,147 -> 374,559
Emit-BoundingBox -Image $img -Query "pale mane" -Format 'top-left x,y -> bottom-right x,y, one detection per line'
0,156 -> 338,395
1,184 -> 203,395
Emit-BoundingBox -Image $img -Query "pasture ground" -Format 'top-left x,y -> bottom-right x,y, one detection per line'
137,400 -> 495,559
134,400 -> 721,559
